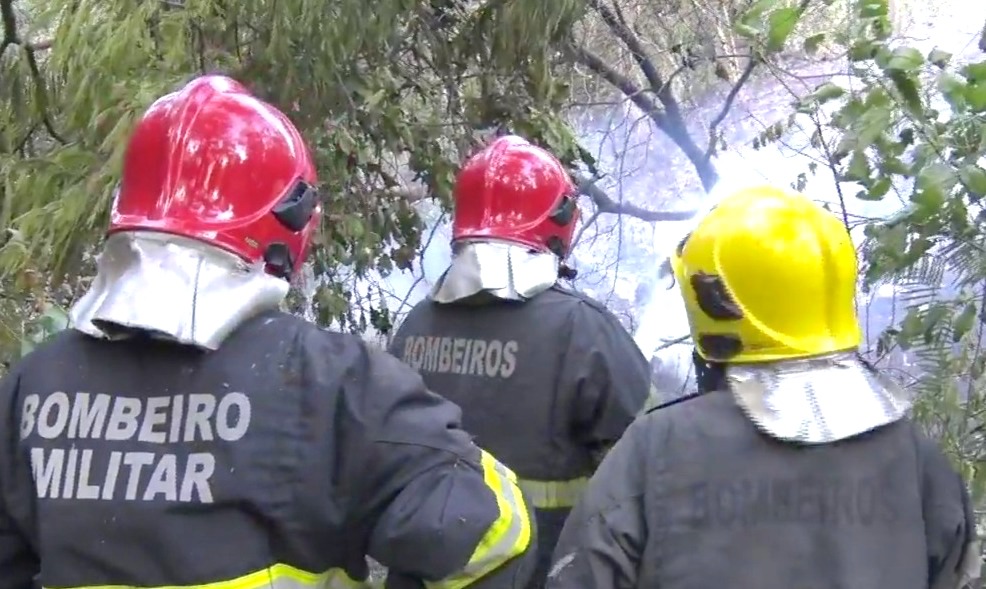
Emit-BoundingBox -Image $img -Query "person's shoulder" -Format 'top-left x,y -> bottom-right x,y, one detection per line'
639,389 -> 735,427
399,298 -> 435,321
234,310 -> 379,361
900,416 -> 950,461
543,284 -> 620,319
546,283 -> 599,306
13,327 -> 89,370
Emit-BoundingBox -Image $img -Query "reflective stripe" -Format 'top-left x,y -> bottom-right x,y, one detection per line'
517,477 -> 590,509
426,451 -> 533,589
44,565 -> 376,589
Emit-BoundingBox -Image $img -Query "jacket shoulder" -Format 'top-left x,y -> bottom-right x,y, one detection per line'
544,284 -> 619,318
9,327 -> 89,374
547,283 -> 599,306
644,390 -> 708,415
238,310 -> 381,356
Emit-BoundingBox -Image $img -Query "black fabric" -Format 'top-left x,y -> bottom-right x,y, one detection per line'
0,311 -> 533,589
389,284 -> 651,589
549,388 -> 975,589
528,509 -> 570,589
692,349 -> 725,394
389,284 -> 651,483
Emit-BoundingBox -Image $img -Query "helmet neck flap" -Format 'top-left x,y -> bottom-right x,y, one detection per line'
430,240 -> 559,304
723,351 -> 913,444
69,231 -> 288,350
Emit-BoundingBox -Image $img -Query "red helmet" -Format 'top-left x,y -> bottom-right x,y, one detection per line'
452,135 -> 580,257
110,75 -> 321,279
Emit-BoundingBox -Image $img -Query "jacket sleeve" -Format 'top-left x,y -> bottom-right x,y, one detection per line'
0,369 -> 38,589
546,416 -> 648,589
919,433 -> 981,589
559,301 -> 651,453
344,347 -> 537,589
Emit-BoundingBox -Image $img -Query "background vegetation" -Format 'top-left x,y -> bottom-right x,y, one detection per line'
4,0 -> 986,549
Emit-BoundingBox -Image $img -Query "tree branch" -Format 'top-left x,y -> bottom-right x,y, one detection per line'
574,171 -> 696,222
654,334 -> 691,352
703,0 -> 814,162
0,0 -> 17,57
586,0 -> 694,143
565,43 -> 666,126
587,0 -> 668,101
571,209 -> 601,250
571,2 -> 719,192
0,0 -> 65,145
703,55 -> 759,162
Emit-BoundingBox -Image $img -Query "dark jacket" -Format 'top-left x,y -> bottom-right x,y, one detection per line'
389,285 -> 651,588
0,310 -> 536,589
547,388 -> 978,589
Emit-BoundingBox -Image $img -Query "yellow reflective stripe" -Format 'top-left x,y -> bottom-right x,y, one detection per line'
426,451 -> 532,589
517,477 -> 589,509
44,565 -> 376,589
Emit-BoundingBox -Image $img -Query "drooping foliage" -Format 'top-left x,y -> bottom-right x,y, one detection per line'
0,0 -> 592,359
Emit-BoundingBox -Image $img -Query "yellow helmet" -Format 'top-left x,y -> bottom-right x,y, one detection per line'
671,185 -> 860,363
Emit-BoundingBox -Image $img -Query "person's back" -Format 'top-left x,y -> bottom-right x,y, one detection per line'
394,286 -> 643,492
2,310 -> 532,588
547,185 -> 980,589
389,136 -> 651,589
0,76 -> 538,589
570,388 -> 971,588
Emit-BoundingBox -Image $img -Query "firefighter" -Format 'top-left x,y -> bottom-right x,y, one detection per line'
0,76 -> 538,589
388,135 -> 652,589
546,185 -> 981,589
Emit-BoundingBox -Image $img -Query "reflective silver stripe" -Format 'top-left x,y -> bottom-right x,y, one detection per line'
517,477 -> 589,509
427,451 -> 532,589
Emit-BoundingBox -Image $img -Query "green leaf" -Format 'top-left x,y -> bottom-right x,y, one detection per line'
363,89 -> 386,110
734,22 -> 762,39
959,164 -> 986,197
810,81 -> 845,103
916,163 -> 957,192
803,33 -> 825,55
928,48 -> 952,68
739,0 -> 782,23
963,60 -> 986,82
888,71 -> 922,116
844,150 -> 871,183
885,47 -> 924,73
855,100 -> 892,148
766,7 -> 801,53
966,80 -> 986,113
952,302 -> 977,342
912,163 -> 957,210
858,0 -> 889,18
898,308 -> 923,349
858,177 -> 892,201
849,40 -> 877,62
922,305 -> 949,344
20,304 -> 69,359
734,0 -> 781,39
938,72 -> 969,112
